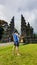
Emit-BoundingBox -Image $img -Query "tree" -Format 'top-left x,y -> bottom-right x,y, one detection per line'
21,14 -> 26,36
9,16 -> 14,36
21,15 -> 27,43
0,26 -> 4,40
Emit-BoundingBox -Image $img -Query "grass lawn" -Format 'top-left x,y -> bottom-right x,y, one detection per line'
0,43 -> 37,65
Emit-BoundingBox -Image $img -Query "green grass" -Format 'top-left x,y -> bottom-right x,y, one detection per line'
0,43 -> 37,65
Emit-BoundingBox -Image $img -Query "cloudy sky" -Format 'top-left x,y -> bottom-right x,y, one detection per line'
0,0 -> 37,33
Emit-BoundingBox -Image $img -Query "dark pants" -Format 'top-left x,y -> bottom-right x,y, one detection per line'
14,41 -> 19,47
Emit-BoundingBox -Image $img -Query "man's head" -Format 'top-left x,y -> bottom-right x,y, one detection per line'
14,30 -> 18,34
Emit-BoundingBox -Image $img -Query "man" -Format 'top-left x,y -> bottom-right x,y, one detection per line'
12,31 -> 20,55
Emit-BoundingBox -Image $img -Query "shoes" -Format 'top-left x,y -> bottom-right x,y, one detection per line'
17,53 -> 20,56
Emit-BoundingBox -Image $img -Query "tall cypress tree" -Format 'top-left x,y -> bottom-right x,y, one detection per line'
21,14 -> 26,36
0,26 -> 4,40
9,16 -> 14,36
21,15 -> 27,43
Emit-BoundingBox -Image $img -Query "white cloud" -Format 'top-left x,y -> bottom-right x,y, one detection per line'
0,5 -> 6,20
0,0 -> 37,33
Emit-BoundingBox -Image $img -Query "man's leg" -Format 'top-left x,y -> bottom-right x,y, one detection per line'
16,46 -> 20,55
12,45 -> 15,54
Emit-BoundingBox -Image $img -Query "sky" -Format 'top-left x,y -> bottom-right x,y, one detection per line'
0,0 -> 37,34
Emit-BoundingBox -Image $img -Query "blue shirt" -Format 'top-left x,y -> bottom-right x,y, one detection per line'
13,33 -> 18,42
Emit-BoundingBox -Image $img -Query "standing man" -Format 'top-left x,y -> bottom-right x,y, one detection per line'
12,31 -> 20,55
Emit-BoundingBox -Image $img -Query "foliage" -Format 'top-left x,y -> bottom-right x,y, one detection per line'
0,26 -> 4,40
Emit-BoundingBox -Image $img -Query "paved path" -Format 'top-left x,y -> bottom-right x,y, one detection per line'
0,42 -> 13,46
